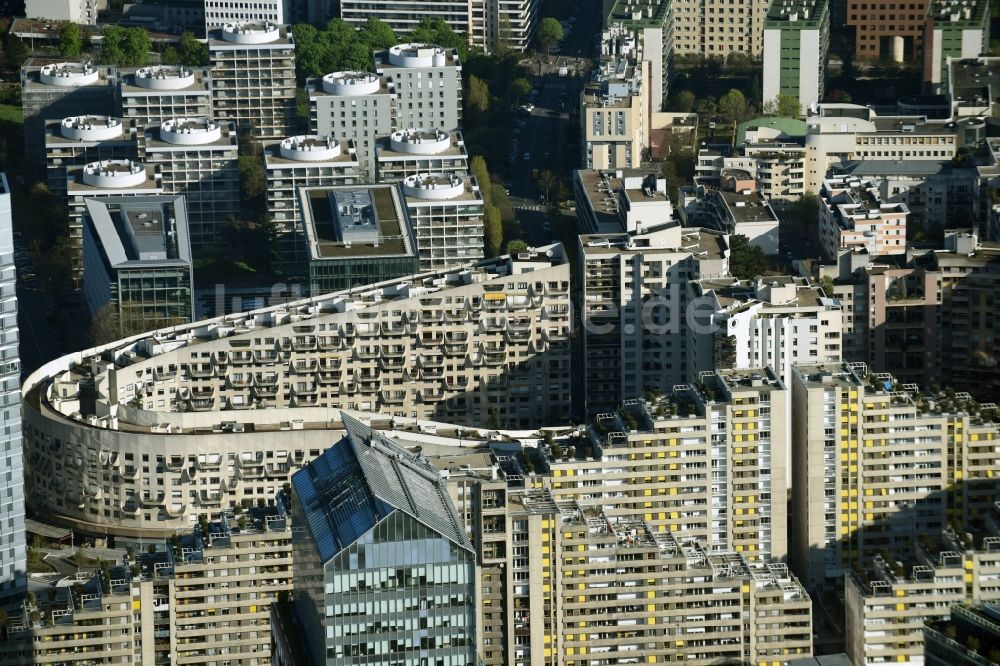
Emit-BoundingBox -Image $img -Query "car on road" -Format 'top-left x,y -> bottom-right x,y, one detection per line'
519,103 -> 535,112
523,152 -> 531,161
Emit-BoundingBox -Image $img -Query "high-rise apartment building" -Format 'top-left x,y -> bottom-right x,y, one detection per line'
923,0 -> 990,93
401,172 -> 485,270
43,115 -> 138,194
339,0 -> 470,35
308,71 -> 395,179
605,0 -> 673,111
924,603 -> 1000,666
468,0 -> 542,52
573,168 -> 675,234
290,415 -> 477,666
679,173 -> 781,254
204,0 -> 290,32
375,44 -> 463,133
81,195 -> 195,335
790,362 -> 1000,590
21,245 -> 572,536
762,0 -> 830,110
846,0 -> 929,61
139,118 -> 240,248
117,66 -> 213,129
263,135 -> 362,269
819,175 -> 909,259
375,129 -> 470,182
670,0 -> 769,56
21,61 -> 118,170
208,22 -> 296,140
578,222 -> 729,413
0,173 -> 24,602
299,184 -> 420,294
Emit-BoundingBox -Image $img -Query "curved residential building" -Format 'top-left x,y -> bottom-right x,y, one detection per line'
21,246 -> 572,537
43,116 -> 138,195
119,66 -> 213,128
402,172 -> 485,270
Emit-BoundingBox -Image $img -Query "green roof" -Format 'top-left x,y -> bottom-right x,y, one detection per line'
736,116 -> 808,145
606,0 -> 671,28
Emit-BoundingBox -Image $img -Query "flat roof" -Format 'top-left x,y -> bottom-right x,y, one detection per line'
84,195 -> 192,267
580,226 -> 728,259
714,187 -> 779,224
207,24 -> 294,48
737,116 -> 808,144
119,66 -> 211,94
306,76 -> 393,97
606,0 -> 670,27
793,362 -> 866,389
764,0 -> 828,25
263,139 -> 358,167
375,130 -> 468,161
301,184 -> 417,261
68,165 -> 162,194
927,0 -> 989,27
950,57 -> 1000,108
143,121 -> 238,151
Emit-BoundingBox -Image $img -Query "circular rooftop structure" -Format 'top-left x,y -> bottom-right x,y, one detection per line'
221,21 -> 280,44
134,66 -> 195,90
160,118 -> 222,145
387,43 -> 450,68
39,62 -> 99,87
321,71 -> 381,96
389,129 -> 450,155
60,115 -> 123,142
82,160 -> 147,188
279,135 -> 341,161
402,173 -> 465,200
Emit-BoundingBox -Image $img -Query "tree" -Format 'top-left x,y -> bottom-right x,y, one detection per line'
101,26 -> 151,67
728,234 -> 768,280
177,31 -> 209,66
358,17 -> 397,50
535,169 -> 557,202
718,89 -> 748,132
469,155 -> 492,204
4,34 -> 27,67
484,205 -> 503,257
536,17 -> 564,55
466,74 -> 491,117
505,77 -> 531,107
505,239 -> 528,253
59,22 -> 83,58
672,90 -> 695,113
764,93 -> 803,118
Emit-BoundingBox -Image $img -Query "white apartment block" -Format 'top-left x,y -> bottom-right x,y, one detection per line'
66,160 -> 164,280
375,129 -> 470,182
208,22 -> 296,140
20,246 -> 573,536
573,168 -> 675,234
44,116 -> 139,195
118,66 -> 213,130
680,173 -> 781,254
263,135 -> 362,268
375,43 -> 463,133
204,0 -> 289,32
819,175 -> 909,260
25,0 -> 96,24
696,143 -> 809,203
339,0 -> 470,37
0,174 -> 24,602
401,172 -> 485,270
139,118 -> 240,249
577,222 -> 730,413
308,71 -> 395,180
469,0 -> 542,53
581,30 -> 650,170
790,363 -> 1000,590
606,0 -> 674,111
690,276 -> 843,390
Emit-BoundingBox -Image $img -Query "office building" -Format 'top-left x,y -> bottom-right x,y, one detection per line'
924,603 -> 1000,666
670,0 -> 768,56
923,0 -> 990,93
0,174 -> 24,602
117,66 -> 213,130
140,118 -> 240,248
25,0 -> 96,23
578,222 -> 729,412
573,168 -> 675,234
605,0 -> 673,111
680,172 -> 781,254
208,22 -> 296,140
21,61 -> 117,170
581,29 -> 650,170
81,195 -> 195,336
67,160 -> 164,281
846,532 -> 1000,666
290,414 -> 477,666
299,184 -> 420,295
819,175 -> 909,259
204,0 -> 289,32
20,245 -> 572,536
43,115 -> 138,195
689,276 -> 843,389
375,44 -> 463,133
375,129 -> 470,182
401,172 -> 485,270
762,0 -> 830,110
263,135 -> 362,269
846,0 -> 928,61
308,71 -> 395,179
790,363 -> 1000,590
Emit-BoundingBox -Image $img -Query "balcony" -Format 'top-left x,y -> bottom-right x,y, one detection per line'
380,390 -> 406,405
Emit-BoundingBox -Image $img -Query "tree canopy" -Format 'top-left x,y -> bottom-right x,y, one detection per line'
406,18 -> 467,61
763,93 -> 803,118
100,26 -> 151,67
292,18 -> 398,80
728,234 -> 768,280
536,18 -> 564,54
58,22 -> 83,58
718,89 -> 747,126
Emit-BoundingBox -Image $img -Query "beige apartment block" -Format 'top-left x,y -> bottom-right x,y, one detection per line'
819,176 -> 909,260
790,362 -> 1000,590
671,0 -> 769,57
21,246 -> 572,538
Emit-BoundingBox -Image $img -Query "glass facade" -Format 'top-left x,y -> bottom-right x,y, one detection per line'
308,255 -> 420,296
117,267 -> 193,334
323,511 -> 476,665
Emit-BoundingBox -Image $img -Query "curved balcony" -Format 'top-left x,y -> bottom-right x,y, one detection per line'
380,390 -> 406,405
